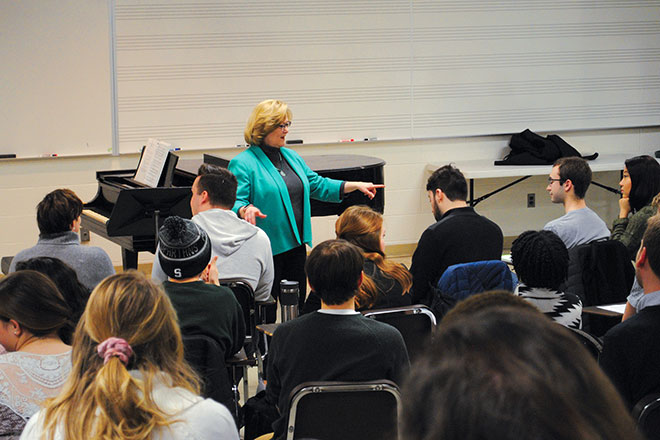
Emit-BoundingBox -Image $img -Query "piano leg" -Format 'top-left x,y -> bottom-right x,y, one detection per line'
122,248 -> 139,271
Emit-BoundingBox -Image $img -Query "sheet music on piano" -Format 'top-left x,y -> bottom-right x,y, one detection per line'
133,139 -> 171,187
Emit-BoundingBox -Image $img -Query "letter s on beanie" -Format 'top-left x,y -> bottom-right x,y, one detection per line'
158,216 -> 211,279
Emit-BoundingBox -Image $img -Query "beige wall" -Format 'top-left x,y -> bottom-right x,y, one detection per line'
2,126 -> 658,266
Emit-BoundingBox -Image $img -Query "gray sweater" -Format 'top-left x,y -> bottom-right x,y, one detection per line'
152,209 -> 274,302
9,231 -> 115,290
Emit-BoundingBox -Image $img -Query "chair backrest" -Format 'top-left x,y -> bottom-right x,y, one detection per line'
362,305 -> 436,362
562,239 -> 635,335
563,239 -> 634,306
220,279 -> 257,347
568,327 -> 603,360
286,380 -> 401,440
431,260 -> 517,318
633,393 -> 660,440
181,334 -> 234,412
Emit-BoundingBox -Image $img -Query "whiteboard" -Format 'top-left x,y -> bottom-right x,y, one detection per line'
0,0 -> 112,157
113,0 -> 660,152
2,0 -> 660,157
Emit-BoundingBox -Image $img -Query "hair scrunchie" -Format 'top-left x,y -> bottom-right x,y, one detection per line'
97,337 -> 133,366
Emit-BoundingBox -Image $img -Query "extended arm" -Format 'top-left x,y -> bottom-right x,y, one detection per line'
344,181 -> 385,199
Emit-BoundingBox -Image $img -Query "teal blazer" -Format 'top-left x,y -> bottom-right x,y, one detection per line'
229,146 -> 343,256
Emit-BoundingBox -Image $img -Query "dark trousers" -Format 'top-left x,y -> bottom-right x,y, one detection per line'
266,245 -> 307,322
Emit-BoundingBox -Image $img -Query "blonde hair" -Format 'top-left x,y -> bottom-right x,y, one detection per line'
244,99 -> 292,146
40,271 -> 200,440
335,205 -> 412,308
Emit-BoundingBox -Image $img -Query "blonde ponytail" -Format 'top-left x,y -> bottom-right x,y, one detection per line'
40,271 -> 200,440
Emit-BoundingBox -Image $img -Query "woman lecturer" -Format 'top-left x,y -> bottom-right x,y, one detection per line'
228,99 -> 383,310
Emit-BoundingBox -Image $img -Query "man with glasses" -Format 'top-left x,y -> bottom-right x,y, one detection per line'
544,157 -> 610,249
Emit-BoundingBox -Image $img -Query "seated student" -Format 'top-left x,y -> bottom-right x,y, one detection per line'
152,164 -> 274,302
600,215 -> 660,409
157,216 -> 245,359
264,240 -> 409,440
0,271 -> 72,438
402,307 -> 640,440
511,230 -> 582,329
20,271 -> 239,440
15,256 -> 90,345
623,192 -> 660,321
9,188 -> 115,291
544,156 -> 610,248
302,205 -> 412,313
410,164 -> 503,305
612,155 -> 660,260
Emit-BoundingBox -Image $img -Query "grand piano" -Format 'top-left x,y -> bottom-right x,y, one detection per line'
82,154 -> 385,270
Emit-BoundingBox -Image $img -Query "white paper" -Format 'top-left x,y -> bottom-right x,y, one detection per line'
598,303 -> 626,314
133,138 -> 171,187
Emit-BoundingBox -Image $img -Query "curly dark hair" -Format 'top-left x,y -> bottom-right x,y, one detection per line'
511,230 -> 568,290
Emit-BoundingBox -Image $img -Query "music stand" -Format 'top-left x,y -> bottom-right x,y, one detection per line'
106,186 -> 192,247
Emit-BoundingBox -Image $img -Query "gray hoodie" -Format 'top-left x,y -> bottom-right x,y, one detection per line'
152,209 -> 274,302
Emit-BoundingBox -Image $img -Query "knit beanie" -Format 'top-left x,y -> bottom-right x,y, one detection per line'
158,216 -> 211,279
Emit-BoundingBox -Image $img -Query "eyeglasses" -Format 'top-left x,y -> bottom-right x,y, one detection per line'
547,177 -> 564,184
278,121 -> 292,130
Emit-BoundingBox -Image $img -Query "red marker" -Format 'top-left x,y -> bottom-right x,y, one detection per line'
339,139 -> 355,142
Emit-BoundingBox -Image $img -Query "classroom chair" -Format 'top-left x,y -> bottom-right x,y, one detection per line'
182,334 -> 237,421
285,380 -> 401,440
220,279 -> 275,401
362,304 -> 436,363
633,393 -> 660,440
562,239 -> 634,336
568,328 -> 603,360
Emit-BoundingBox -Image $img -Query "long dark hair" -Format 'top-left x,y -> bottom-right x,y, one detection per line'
626,155 -> 660,212
15,257 -> 90,344
0,270 -> 71,338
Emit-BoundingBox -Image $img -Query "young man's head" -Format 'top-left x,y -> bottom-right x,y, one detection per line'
636,215 -> 660,290
305,239 -> 364,306
157,216 -> 212,280
36,189 -> 83,235
426,165 -> 468,221
402,307 -> 638,440
547,157 -> 592,204
190,164 -> 238,215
